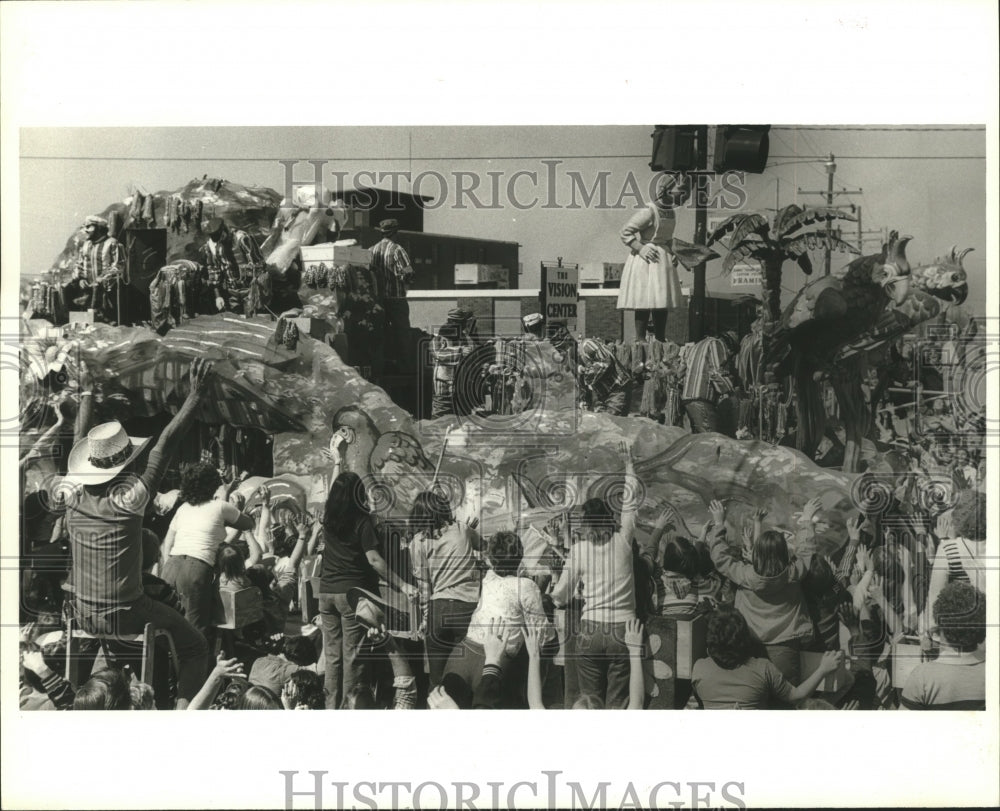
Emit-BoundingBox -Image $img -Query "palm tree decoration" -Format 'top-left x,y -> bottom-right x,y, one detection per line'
706,205 -> 861,333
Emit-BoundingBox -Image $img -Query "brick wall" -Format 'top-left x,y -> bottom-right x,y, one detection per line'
468,296 -> 495,336
519,295 -> 542,319
582,296 -> 623,341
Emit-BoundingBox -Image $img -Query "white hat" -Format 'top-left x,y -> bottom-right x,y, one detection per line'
66,421 -> 151,485
83,215 -> 109,228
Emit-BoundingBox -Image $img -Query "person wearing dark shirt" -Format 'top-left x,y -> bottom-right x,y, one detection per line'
318,444 -> 416,709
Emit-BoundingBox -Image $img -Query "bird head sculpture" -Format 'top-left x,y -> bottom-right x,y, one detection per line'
910,245 -> 971,306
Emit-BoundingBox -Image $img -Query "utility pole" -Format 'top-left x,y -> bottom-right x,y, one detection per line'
824,155 -> 835,274
689,125 -> 709,342
798,154 -> 862,275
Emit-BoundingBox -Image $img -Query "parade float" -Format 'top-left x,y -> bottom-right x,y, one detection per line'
20,178 -> 979,540
18,174 -> 985,710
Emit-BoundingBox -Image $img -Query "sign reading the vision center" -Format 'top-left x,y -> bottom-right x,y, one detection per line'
541,264 -> 579,331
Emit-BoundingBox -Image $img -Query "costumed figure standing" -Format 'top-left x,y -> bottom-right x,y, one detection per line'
368,219 -> 416,375
617,172 -> 693,342
65,215 -> 128,324
431,308 -> 477,419
200,218 -> 270,316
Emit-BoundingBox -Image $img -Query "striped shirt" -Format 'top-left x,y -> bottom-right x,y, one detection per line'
682,337 -> 735,402
369,237 -> 414,301
201,229 -> 265,289
737,329 -> 763,389
75,236 -> 126,286
579,340 -> 632,399
941,538 -> 972,584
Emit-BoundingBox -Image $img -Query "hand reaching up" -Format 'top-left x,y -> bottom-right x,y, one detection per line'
523,620 -> 546,660
708,499 -> 726,527
210,654 -> 245,682
847,513 -> 865,541
798,496 -> 823,526
482,617 -> 510,666
188,357 -> 214,398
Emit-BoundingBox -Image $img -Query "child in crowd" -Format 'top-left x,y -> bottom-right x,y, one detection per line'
705,498 -> 817,683
217,542 -> 255,592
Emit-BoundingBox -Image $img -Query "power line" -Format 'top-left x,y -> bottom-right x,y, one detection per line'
19,153 -> 987,162
771,126 -> 985,132
19,154 -> 656,162
770,155 -> 985,160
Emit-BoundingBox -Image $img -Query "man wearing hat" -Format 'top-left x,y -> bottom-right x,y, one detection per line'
199,218 -> 269,315
431,308 -> 476,418
368,219 -> 416,374
62,358 -> 214,708
67,215 -> 127,323
522,312 -> 544,341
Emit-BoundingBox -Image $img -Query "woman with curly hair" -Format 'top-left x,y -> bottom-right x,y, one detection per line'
901,581 -> 986,710
692,607 -> 842,709
162,461 -> 255,654
444,529 -> 556,707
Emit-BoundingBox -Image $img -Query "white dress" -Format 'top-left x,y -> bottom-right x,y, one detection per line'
617,203 -> 683,310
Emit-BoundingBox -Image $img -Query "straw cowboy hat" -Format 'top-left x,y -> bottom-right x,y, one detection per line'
347,586 -> 416,635
66,421 -> 151,485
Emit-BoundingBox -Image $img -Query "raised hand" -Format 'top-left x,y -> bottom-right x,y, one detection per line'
837,600 -> 860,632
210,654 -> 245,682
654,504 -> 677,530
523,620 -> 545,660
482,617 -> 510,664
708,499 -> 725,527
741,524 -> 754,559
798,496 -> 823,525
20,649 -> 48,675
847,513 -> 865,541
854,544 -> 872,576
189,357 -> 214,397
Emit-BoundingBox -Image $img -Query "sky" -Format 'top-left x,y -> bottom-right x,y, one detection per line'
19,125 -> 987,312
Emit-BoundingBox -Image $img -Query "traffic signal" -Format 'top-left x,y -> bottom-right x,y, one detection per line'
713,125 -> 771,173
650,125 -> 703,171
